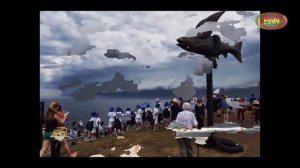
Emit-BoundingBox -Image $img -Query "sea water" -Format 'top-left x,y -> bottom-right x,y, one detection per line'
40,96 -> 171,126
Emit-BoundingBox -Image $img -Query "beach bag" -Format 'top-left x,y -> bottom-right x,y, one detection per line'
86,121 -> 94,131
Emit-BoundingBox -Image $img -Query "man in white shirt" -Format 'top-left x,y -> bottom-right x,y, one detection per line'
107,107 -> 116,135
175,102 -> 198,157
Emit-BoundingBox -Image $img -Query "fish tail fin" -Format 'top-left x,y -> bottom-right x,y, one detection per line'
232,41 -> 242,63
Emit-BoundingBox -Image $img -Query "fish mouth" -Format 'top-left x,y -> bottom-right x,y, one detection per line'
177,39 -> 190,49
177,43 -> 190,49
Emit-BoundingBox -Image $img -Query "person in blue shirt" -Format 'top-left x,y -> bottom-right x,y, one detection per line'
220,95 -> 230,122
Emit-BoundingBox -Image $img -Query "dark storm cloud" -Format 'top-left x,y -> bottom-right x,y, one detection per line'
178,52 -> 195,58
70,83 -> 99,102
104,49 -> 136,61
172,76 -> 196,101
67,72 -> 138,102
57,43 -> 96,56
58,76 -> 82,90
98,72 -> 138,93
236,11 -> 256,17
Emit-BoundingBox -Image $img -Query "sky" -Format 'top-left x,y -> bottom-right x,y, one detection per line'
40,11 -> 260,100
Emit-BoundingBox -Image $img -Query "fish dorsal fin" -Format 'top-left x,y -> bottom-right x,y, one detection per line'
195,11 -> 225,28
197,31 -> 212,39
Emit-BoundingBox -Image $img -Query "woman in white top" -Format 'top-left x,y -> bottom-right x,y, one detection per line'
107,107 -> 116,135
135,105 -> 142,130
175,102 -> 198,157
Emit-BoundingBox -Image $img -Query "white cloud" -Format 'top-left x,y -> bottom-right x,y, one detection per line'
40,11 -> 260,98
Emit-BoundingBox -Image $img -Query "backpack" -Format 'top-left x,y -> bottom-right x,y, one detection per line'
86,121 -> 94,131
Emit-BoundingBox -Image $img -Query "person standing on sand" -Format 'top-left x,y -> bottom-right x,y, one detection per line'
135,105 -> 143,130
153,103 -> 161,131
170,98 -> 181,121
237,98 -> 247,123
194,98 -> 207,129
220,95 -> 230,122
40,101 -> 77,157
145,104 -> 153,128
175,102 -> 198,157
50,104 -> 64,157
107,107 -> 116,135
252,100 -> 260,125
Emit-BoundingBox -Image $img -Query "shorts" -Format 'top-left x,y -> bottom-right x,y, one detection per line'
135,117 -> 142,123
43,132 -> 52,140
108,120 -> 114,128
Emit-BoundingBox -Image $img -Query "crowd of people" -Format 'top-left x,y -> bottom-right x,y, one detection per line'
40,93 -> 260,157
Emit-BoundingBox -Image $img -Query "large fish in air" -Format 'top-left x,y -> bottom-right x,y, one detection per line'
176,11 -> 242,63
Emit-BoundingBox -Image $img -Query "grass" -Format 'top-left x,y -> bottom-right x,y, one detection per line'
47,111 -> 260,157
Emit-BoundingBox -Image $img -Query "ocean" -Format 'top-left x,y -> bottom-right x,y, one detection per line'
40,96 -> 171,126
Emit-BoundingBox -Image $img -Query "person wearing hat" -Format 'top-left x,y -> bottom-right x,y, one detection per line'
125,107 -> 131,116
107,107 -> 116,135
170,98 -> 182,121
175,102 -> 198,157
252,100 -> 260,125
88,111 -> 98,141
153,103 -> 162,131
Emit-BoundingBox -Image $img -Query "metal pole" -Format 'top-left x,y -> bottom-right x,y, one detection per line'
206,72 -> 214,126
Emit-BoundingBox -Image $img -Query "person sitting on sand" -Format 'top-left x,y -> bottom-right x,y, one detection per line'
40,101 -> 77,157
175,102 -> 198,157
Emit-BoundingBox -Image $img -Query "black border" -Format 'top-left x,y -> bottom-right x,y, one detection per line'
19,0 -> 291,164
